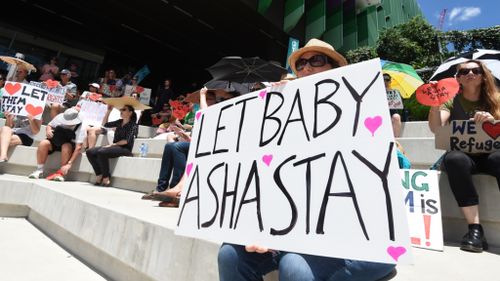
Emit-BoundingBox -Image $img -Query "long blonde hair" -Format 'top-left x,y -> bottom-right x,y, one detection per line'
457,60 -> 500,119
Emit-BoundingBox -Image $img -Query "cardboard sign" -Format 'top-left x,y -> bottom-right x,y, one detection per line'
435,120 -> 500,153
1,82 -> 49,119
175,59 -> 412,264
101,84 -> 121,97
387,90 -> 403,110
30,81 -> 65,104
124,85 -> 151,105
401,169 -> 443,251
416,78 -> 459,107
79,100 -> 108,126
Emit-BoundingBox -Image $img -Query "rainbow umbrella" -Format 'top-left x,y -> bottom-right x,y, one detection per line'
381,60 -> 424,99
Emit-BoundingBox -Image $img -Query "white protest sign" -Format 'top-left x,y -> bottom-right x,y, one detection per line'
1,82 -> 49,120
175,59 -> 412,264
79,100 -> 108,126
387,90 -> 403,110
435,120 -> 500,153
401,169 -> 443,251
124,85 -> 151,105
30,80 -> 65,104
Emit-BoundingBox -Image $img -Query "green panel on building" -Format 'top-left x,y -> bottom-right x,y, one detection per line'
284,0 -> 305,32
305,0 -> 326,41
342,0 -> 357,52
323,1 -> 343,49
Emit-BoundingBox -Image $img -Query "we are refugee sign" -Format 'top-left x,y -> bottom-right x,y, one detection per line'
175,59 -> 413,264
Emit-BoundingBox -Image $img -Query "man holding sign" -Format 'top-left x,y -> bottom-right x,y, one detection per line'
427,60 -> 500,253
216,39 -> 396,281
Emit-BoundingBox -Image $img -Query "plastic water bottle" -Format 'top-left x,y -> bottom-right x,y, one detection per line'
139,143 -> 148,157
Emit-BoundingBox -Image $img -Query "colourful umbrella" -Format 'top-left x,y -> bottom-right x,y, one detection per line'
381,60 -> 424,99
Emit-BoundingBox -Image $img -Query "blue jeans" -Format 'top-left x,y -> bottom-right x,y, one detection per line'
156,141 -> 190,192
218,244 -> 395,281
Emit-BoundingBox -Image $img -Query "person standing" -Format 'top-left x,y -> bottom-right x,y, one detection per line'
154,79 -> 174,113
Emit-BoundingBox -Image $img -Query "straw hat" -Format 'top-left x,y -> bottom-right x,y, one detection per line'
288,38 -> 347,75
103,96 -> 151,110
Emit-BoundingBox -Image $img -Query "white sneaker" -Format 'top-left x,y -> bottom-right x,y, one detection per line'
28,170 -> 44,179
53,174 -> 65,182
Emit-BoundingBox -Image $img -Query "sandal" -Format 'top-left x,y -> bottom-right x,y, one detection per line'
150,193 -> 180,203
158,200 -> 179,208
101,178 -> 111,187
142,191 -> 160,200
94,175 -> 103,186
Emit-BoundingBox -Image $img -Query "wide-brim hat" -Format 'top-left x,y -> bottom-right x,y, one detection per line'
288,38 -> 348,75
103,96 -> 151,110
53,108 -> 82,126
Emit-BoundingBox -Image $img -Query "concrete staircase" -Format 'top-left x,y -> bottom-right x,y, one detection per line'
1,120 -> 500,281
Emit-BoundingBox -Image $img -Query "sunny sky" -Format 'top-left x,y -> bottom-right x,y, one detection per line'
418,0 -> 498,31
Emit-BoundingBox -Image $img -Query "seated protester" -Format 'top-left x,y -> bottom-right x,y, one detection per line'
78,83 -> 102,104
9,65 -> 29,83
384,73 -> 403,138
49,69 -> 78,119
86,103 -> 138,187
218,39 -> 395,281
28,107 -> 84,181
428,60 -> 500,253
0,111 -> 42,162
142,87 -> 217,207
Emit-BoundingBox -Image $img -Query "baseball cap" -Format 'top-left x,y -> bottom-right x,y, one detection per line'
60,69 -> 71,76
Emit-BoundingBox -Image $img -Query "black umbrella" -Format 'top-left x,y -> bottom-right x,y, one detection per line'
204,79 -> 253,95
430,49 -> 500,81
207,56 -> 287,83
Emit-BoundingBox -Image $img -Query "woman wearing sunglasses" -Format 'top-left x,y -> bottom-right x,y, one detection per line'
428,60 -> 500,253
86,102 -> 138,186
218,39 -> 396,281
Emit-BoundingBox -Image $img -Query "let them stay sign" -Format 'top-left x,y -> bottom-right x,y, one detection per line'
175,59 -> 412,264
1,82 -> 49,119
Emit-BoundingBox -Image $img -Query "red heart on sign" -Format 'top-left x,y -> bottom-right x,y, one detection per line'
135,86 -> 144,94
4,82 -> 22,96
416,78 -> 460,106
482,122 -> 500,140
44,79 -> 60,89
25,104 -> 44,117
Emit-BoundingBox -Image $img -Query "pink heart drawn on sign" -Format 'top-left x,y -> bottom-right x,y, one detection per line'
195,112 -> 202,120
262,154 -> 273,166
186,163 -> 193,176
259,90 -> 267,99
387,246 -> 406,262
25,104 -> 44,117
4,83 -> 21,96
364,116 -> 383,136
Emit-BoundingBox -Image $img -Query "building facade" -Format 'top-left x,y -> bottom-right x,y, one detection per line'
254,0 -> 423,52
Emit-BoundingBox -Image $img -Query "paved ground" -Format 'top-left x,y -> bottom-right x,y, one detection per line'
393,243 -> 500,280
0,217 -> 107,281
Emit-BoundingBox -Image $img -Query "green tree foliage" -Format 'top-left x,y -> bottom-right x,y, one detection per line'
443,26 -> 500,53
376,16 -> 442,69
345,46 -> 377,64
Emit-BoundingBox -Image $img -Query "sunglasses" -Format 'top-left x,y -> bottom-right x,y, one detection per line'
295,54 -> 332,71
457,67 -> 483,77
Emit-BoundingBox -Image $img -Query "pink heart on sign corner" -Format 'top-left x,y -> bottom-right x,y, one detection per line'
259,90 -> 267,99
186,163 -> 193,176
262,154 -> 273,166
364,116 -> 383,136
195,112 -> 202,121
387,246 -> 407,262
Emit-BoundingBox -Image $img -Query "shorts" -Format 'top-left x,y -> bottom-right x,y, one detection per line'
15,133 -> 34,146
48,139 -> 75,155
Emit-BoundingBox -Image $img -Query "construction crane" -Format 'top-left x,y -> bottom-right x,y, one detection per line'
438,9 -> 447,31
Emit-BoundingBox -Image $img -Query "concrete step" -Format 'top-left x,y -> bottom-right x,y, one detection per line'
0,145 -> 161,193
399,121 -> 434,138
396,137 -> 445,169
0,174 -> 219,281
1,174 -> 500,281
0,217 -> 106,281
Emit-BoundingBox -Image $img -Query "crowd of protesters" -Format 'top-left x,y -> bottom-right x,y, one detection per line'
0,37 -> 499,281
